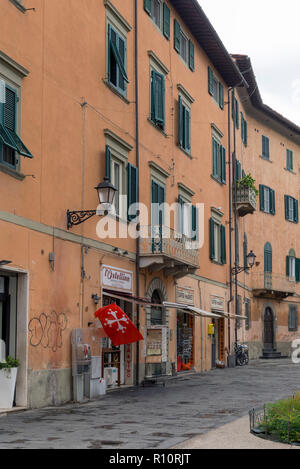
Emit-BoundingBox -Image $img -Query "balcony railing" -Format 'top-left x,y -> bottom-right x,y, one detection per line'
234,186 -> 257,217
139,225 -> 199,276
252,272 -> 296,298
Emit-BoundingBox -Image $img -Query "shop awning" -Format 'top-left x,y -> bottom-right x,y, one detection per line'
163,302 -> 223,318
102,289 -> 165,308
217,312 -> 248,320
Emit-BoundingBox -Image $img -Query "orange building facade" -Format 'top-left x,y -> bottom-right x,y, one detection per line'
0,0 -> 299,409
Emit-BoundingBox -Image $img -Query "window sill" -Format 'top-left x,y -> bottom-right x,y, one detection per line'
284,168 -> 296,175
178,144 -> 192,159
147,118 -> 168,137
102,79 -> 130,104
9,0 -> 26,13
211,260 -> 225,267
285,218 -> 298,224
260,155 -> 272,163
211,174 -> 226,186
260,210 -> 275,216
0,162 -> 25,180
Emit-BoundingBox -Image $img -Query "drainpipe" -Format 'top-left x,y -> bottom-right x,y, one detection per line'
134,0 -> 140,386
227,87 -> 233,356
232,89 -> 238,345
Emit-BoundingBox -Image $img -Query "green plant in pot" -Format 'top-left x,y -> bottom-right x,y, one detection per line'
237,173 -> 259,195
0,356 -> 20,409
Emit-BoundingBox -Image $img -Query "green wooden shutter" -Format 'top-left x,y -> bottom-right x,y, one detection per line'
151,71 -> 165,128
244,119 -> 247,146
209,218 -> 215,260
270,189 -> 275,215
286,256 -> 290,277
236,160 -> 242,181
212,138 -> 218,178
144,0 -> 152,15
260,185 -> 265,212
192,205 -> 198,241
178,195 -> 184,234
294,198 -> 299,223
158,185 -> 165,225
284,195 -> 289,220
264,244 -> 272,273
127,163 -> 138,221
241,113 -> 244,141
219,83 -> 224,109
163,3 -> 170,40
188,40 -> 195,71
174,19 -> 181,53
178,96 -> 183,147
235,99 -> 239,129
231,91 -> 235,120
185,107 -> 191,152
296,258 -> 300,283
221,225 -> 226,265
105,145 -> 111,181
221,146 -> 226,184
4,87 -> 16,132
208,67 -> 214,96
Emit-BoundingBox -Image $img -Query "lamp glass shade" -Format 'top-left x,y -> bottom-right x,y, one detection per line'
95,179 -> 117,206
247,251 -> 256,268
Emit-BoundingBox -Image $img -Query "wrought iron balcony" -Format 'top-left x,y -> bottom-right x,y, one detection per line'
139,225 -> 199,279
234,186 -> 257,217
252,272 -> 296,298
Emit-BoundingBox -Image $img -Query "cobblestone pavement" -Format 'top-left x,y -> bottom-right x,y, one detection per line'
0,359 -> 299,449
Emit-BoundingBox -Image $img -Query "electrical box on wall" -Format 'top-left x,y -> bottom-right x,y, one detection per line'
208,323 -> 215,335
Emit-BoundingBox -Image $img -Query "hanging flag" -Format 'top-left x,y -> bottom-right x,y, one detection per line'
95,303 -> 143,346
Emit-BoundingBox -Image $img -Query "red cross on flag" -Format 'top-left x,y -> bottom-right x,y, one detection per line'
95,303 -> 143,346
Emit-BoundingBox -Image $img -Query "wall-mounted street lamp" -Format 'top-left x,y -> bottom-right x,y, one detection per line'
231,250 -> 257,276
67,178 -> 117,229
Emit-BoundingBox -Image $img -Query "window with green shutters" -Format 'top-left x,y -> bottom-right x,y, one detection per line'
177,196 -> 198,241
241,112 -> 247,146
264,243 -> 272,274
286,250 -> 298,279
262,135 -> 270,159
235,159 -> 242,182
151,179 -> 165,227
144,1 -> 171,40
284,195 -> 299,223
208,67 -> 224,109
209,218 -> 226,265
178,96 -> 191,153
127,162 -> 138,221
286,149 -> 293,172
231,93 -> 239,129
150,70 -> 165,130
173,19 -> 195,71
107,24 -> 129,96
0,83 -> 33,168
259,185 -> 275,215
288,305 -> 298,332
212,137 -> 226,184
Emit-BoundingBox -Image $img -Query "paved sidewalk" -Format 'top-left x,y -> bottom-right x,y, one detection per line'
173,415 -> 300,449
0,359 -> 299,449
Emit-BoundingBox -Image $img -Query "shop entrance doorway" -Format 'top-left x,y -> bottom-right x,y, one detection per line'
177,311 -> 194,372
102,294 -> 133,386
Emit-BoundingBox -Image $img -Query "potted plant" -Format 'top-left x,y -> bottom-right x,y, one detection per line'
0,356 -> 20,409
237,173 -> 259,195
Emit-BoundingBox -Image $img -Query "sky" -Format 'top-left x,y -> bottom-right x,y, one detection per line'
198,0 -> 300,126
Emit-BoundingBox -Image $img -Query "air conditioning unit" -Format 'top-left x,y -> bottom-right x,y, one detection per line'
104,367 -> 113,386
104,367 -> 118,387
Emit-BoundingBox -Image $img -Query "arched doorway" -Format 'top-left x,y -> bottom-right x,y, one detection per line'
264,307 -> 274,351
150,289 -> 163,325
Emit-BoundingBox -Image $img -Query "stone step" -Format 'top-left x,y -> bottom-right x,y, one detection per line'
260,350 -> 283,359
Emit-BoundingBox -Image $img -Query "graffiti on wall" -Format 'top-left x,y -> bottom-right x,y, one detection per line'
28,312 -> 68,352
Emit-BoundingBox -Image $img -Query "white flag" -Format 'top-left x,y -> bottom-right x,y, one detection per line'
0,79 -> 5,103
